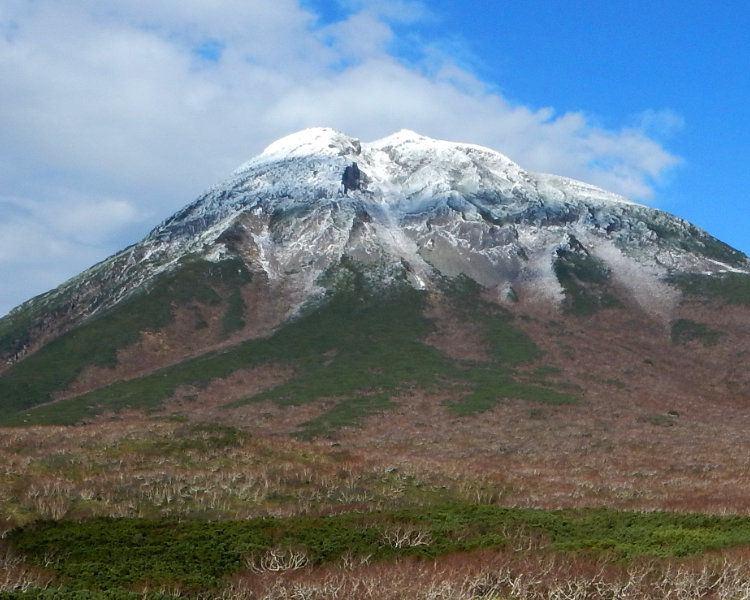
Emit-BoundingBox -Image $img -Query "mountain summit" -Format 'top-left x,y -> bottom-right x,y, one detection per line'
1,128 -> 749,432
147,127 -> 748,303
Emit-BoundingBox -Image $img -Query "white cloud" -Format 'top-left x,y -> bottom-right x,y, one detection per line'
0,191 -> 146,313
49,197 -> 142,246
0,0 -> 681,315
635,108 -> 686,139
321,12 -> 394,61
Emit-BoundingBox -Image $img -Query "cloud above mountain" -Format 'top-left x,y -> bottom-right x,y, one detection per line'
0,0 -> 680,314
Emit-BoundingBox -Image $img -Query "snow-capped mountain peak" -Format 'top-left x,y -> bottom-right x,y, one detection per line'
236,127 -> 362,173
228,127 -> 631,215
124,129 -> 745,316
4,128 -> 747,349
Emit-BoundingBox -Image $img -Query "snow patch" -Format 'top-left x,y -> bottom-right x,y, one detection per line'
237,127 -> 361,172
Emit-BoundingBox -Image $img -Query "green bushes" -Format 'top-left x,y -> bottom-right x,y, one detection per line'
297,395 -> 396,439
553,250 -> 621,316
670,318 -> 723,346
448,368 -> 576,416
7,505 -> 750,597
670,272 -> 750,305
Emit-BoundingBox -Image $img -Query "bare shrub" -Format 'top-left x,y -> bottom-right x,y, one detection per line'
0,543 -> 54,592
222,549 -> 750,600
246,547 -> 311,574
381,524 -> 432,548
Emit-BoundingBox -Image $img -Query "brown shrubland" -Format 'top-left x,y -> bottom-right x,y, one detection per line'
3,377 -> 750,533
219,548 -> 750,600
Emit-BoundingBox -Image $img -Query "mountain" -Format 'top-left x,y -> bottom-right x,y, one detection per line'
2,127 -> 750,452
7,128 -> 750,598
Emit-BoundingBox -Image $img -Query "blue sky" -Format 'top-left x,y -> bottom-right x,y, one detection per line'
0,0 -> 748,315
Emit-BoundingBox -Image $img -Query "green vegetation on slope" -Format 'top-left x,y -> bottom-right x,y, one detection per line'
0,315 -> 32,360
553,247 -> 621,316
670,318 -> 723,346
444,275 -> 540,364
0,258 -> 251,416
670,271 -> 750,305
439,275 -> 575,415
0,259 -> 576,430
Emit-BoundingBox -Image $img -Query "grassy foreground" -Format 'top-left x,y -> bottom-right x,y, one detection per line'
4,504 -> 750,599
2,420 -> 750,598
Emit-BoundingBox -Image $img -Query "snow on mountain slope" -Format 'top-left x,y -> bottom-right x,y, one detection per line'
140,128 -> 745,308
4,127 -> 748,350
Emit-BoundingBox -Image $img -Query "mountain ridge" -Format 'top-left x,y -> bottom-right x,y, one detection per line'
1,128 -> 749,431
3,128 -> 745,338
